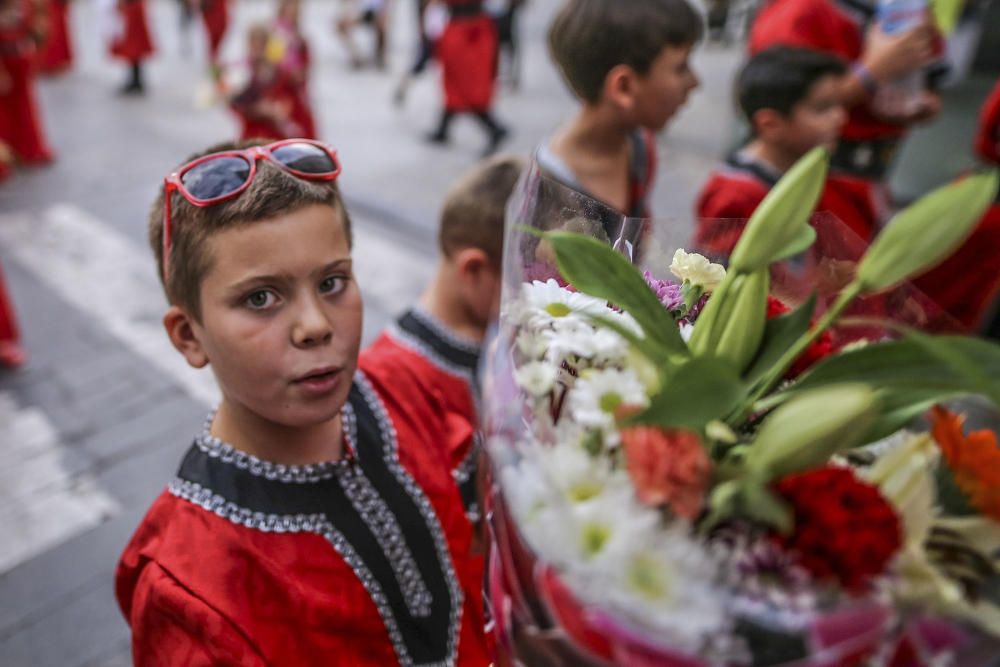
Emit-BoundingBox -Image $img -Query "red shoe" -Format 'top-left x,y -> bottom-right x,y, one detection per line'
0,341 -> 26,369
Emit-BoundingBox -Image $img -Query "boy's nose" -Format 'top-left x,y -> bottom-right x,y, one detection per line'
292,296 -> 334,347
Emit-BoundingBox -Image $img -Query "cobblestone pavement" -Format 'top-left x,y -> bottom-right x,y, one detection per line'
0,0 -> 992,664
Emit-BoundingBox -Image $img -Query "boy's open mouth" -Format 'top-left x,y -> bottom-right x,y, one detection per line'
293,367 -> 342,384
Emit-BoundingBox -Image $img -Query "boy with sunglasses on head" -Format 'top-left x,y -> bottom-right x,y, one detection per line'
115,139 -> 492,666
364,154 -> 524,527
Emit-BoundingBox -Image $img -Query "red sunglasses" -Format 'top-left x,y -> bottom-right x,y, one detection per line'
161,139 -> 342,273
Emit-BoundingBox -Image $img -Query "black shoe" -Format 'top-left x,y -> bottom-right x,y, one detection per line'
483,126 -> 509,157
118,81 -> 145,96
425,131 -> 449,145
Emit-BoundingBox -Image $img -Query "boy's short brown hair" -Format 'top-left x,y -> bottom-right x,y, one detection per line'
548,0 -> 703,104
439,154 -> 525,266
148,139 -> 352,319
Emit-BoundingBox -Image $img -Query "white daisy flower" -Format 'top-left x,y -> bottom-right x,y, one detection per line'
514,360 -> 559,398
568,368 -> 650,431
670,249 -> 726,292
520,279 -> 609,328
515,328 -> 553,360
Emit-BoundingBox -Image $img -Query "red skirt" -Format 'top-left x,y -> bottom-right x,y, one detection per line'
437,15 -> 497,113
0,52 -> 55,164
37,0 -> 73,73
110,1 -> 154,63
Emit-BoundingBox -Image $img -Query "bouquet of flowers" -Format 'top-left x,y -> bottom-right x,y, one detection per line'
483,150 -> 1000,666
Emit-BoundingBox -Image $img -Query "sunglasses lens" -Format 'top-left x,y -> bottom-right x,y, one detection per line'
272,142 -> 337,174
181,156 -> 252,201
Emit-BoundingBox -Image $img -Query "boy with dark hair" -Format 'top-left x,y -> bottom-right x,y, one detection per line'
695,46 -> 878,256
539,0 -> 701,237
748,0 -> 942,211
364,154 -> 524,521
115,139 -> 491,666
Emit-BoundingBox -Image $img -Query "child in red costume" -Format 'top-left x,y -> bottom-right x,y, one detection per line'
695,47 -> 878,258
110,0 -> 154,94
116,138 -> 492,665
365,155 -> 524,525
37,0 -> 72,74
0,0 -> 54,166
911,79 -> 1000,332
269,0 -> 316,139
427,0 -> 509,157
749,0 -> 942,215
538,0 -> 701,250
230,23 -> 306,141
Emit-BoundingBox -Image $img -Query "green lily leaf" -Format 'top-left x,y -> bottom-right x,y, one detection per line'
729,147 -> 828,273
857,170 -> 1000,293
793,335 -> 1000,404
545,232 -> 688,359
744,293 -> 817,387
627,357 -> 746,430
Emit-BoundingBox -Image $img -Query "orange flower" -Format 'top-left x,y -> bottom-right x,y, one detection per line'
930,406 -> 1000,521
620,425 -> 711,520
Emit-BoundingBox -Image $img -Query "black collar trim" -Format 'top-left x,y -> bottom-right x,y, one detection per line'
724,151 -> 782,188
170,373 -> 463,667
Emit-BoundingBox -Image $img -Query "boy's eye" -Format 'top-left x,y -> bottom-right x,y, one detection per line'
319,275 -> 347,295
245,290 -> 277,309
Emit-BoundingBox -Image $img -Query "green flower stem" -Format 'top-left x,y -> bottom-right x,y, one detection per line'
733,281 -> 863,423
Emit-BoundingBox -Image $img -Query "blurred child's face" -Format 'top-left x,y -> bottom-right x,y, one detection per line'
784,74 -> 847,155
632,45 -> 700,132
187,204 -> 362,430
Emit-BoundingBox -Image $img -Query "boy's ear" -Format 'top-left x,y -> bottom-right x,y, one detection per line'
752,108 -> 785,140
163,305 -> 209,369
454,247 -> 492,280
603,64 -> 640,111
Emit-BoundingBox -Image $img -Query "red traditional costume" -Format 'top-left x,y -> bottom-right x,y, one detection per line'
438,2 -> 498,115
694,151 -> 878,257
37,0 -> 72,73
910,82 -> 1000,331
109,0 -> 153,64
364,308 -> 483,522
199,0 -> 228,66
116,372 -> 491,666
0,0 -> 54,164
270,16 -> 316,139
230,65 -> 307,141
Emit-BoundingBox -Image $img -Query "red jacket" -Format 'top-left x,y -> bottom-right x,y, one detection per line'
110,0 -> 154,62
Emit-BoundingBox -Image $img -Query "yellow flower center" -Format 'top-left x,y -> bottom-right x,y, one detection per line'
580,522 -> 611,558
545,302 -> 572,317
567,481 -> 603,503
627,553 -> 671,601
600,392 -> 623,414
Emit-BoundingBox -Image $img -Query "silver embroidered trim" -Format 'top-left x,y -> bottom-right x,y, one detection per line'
194,412 -> 351,484
170,373 -> 465,667
409,307 -> 480,356
354,371 -> 464,667
340,403 -> 434,618
451,432 -> 481,485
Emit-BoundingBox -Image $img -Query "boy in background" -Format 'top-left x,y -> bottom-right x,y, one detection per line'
695,46 -> 879,257
538,0 -> 701,240
364,154 -> 524,522
116,138 -> 491,665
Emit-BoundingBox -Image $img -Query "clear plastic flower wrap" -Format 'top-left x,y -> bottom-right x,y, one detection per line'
481,156 -> 1000,666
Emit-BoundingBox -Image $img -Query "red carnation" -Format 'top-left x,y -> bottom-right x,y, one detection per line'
771,466 -> 902,592
766,296 -> 835,378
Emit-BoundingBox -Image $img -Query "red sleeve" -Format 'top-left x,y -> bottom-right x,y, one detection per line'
976,79 -> 1000,164
128,563 -> 267,667
693,174 -> 767,256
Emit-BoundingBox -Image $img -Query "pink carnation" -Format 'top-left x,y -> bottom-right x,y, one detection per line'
620,425 -> 712,520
